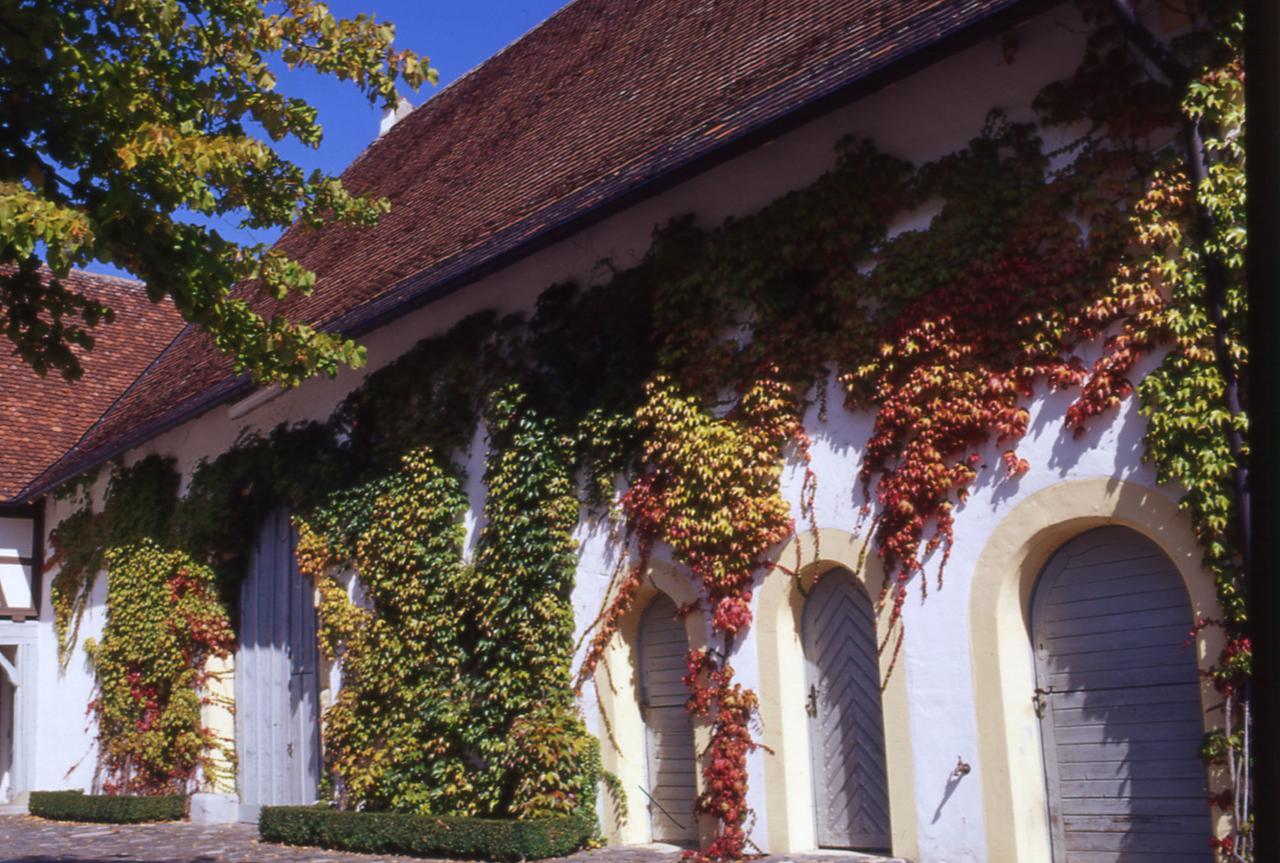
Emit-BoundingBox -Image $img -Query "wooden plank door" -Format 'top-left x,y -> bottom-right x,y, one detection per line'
235,508 -> 322,811
1032,526 -> 1212,862
639,594 -> 699,846
802,570 -> 892,851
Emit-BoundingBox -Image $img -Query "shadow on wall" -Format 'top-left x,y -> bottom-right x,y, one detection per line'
930,757 -> 971,825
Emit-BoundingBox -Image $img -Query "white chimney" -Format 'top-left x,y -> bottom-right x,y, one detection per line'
379,96 -> 414,137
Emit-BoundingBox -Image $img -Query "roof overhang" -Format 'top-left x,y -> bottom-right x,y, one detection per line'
18,0 -> 1058,504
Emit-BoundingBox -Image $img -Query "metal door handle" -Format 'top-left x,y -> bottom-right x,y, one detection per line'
805,684 -> 818,717
1032,686 -> 1054,719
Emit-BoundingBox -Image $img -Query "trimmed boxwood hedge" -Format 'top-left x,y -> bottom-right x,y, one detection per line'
28,790 -> 186,823
259,806 -> 595,860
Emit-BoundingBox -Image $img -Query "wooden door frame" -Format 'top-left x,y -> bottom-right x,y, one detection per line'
637,593 -> 698,846
1029,546 -> 1072,862
234,508 -> 321,818
800,569 -> 892,852
969,478 -> 1230,862
801,607 -> 824,846
592,561 -> 715,847
756,528 -> 918,858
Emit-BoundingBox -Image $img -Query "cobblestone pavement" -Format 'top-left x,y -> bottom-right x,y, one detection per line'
0,815 -> 903,863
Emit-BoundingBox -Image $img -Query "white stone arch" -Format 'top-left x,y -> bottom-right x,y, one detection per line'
755,527 -> 918,858
968,477 -> 1229,862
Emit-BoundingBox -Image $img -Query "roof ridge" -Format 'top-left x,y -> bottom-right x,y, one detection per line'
0,262 -> 146,290
64,268 -> 147,289
346,0 -> 588,175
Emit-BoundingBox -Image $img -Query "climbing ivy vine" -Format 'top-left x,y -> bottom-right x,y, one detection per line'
86,541 -> 234,795
46,3 -> 1249,858
294,388 -> 601,820
299,449 -> 475,814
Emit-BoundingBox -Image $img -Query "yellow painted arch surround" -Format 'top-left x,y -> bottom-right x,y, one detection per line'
756,528 -> 919,859
594,559 -> 717,846
969,477 -> 1229,862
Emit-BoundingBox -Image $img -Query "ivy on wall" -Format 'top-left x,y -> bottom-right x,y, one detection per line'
468,388 -> 592,819
46,2 -> 1249,858
49,457 -> 179,663
299,448 -> 475,814
86,541 -> 234,794
295,392 -> 601,822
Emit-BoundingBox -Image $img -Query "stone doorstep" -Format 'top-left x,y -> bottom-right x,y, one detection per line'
189,791 -> 241,824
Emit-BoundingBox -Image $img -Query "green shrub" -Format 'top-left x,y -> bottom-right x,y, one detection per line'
28,790 -> 186,823
259,806 -> 595,860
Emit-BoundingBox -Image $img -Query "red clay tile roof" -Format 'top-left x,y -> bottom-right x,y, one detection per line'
23,0 -> 1040,501
1,268 -> 183,501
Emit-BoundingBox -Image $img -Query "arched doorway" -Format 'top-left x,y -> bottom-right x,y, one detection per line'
235,508 -> 322,817
801,570 -> 892,851
1031,526 -> 1212,862
638,593 -> 698,845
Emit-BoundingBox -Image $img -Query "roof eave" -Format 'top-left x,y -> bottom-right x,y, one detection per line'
17,0 -> 1058,504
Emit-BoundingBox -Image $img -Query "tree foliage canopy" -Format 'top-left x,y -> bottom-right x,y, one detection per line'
0,0 -> 434,383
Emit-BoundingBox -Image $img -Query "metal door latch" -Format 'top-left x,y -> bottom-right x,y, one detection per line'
805,684 -> 818,717
1032,686 -> 1054,719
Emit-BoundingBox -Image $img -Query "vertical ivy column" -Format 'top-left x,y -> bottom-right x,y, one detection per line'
86,542 -> 235,794
475,386 -> 601,822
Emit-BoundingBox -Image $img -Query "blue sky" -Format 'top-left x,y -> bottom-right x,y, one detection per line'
264,0 -> 568,180
91,0 -> 569,274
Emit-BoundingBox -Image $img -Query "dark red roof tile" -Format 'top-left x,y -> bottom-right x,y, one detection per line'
0,268 -> 183,500
23,0 -> 1034,500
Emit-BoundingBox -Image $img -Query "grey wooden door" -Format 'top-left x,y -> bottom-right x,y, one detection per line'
236,508 -> 321,809
639,594 -> 699,845
1032,526 -> 1212,863
802,570 -> 892,851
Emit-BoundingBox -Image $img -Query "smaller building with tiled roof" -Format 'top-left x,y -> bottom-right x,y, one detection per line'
0,267 -> 183,501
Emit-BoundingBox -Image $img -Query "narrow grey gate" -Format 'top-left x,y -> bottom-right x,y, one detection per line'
1032,526 -> 1211,862
0,630 -> 35,800
236,508 -> 321,813
639,594 -> 699,846
802,569 -> 892,851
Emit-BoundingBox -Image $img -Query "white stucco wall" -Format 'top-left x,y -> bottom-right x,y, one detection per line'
34,475 -> 112,793
23,7 -> 1205,861
0,516 -> 35,610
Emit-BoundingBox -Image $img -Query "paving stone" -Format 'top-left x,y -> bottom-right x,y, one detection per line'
0,815 -> 904,863
0,816 -> 430,863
